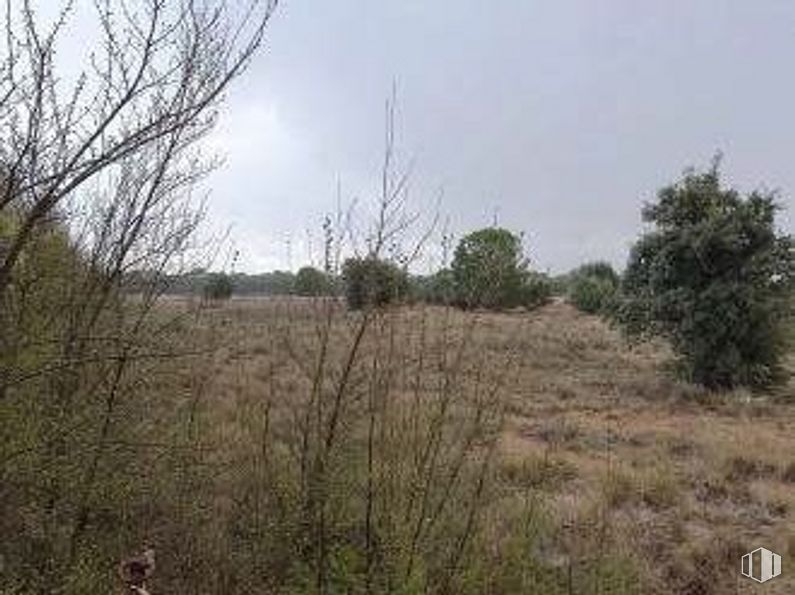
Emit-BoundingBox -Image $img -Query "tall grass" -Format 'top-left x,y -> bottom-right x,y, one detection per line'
208,298 -> 516,593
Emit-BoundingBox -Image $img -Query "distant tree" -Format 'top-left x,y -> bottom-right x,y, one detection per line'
203,273 -> 233,302
408,269 -> 456,305
428,268 -> 457,304
264,271 -> 297,295
405,275 -> 428,305
451,228 -> 527,309
617,159 -> 793,389
342,257 -> 407,310
568,261 -> 619,314
294,266 -> 332,296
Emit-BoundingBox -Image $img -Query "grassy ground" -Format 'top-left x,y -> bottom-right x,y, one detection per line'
181,297 -> 794,593
495,302 -> 795,594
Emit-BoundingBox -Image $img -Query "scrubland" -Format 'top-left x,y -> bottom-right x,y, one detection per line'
133,297 -> 793,594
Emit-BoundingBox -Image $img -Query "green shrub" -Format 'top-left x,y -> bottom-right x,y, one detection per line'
451,228 -> 528,309
617,158 -> 793,389
342,256 -> 408,309
574,261 -> 619,285
567,261 -> 619,315
570,275 -> 617,314
521,272 -> 552,309
294,265 -> 333,296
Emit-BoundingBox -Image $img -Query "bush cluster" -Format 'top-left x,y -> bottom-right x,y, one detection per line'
342,256 -> 408,310
567,261 -> 619,315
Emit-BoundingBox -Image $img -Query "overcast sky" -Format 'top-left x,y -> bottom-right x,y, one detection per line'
204,1 -> 795,274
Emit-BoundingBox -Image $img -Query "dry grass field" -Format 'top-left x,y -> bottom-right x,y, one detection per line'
176,297 -> 794,594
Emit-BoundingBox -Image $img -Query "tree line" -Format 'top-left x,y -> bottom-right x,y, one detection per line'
183,158 -> 793,392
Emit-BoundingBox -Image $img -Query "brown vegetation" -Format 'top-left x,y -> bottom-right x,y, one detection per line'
128,296 -> 794,594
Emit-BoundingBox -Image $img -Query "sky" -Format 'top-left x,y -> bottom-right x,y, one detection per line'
59,1 -> 795,274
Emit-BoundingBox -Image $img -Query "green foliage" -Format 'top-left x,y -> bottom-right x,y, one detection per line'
788,294 -> 795,349
521,272 -> 552,310
451,227 -> 528,309
411,268 -> 456,305
0,214 -> 83,376
548,273 -> 572,297
570,276 -> 617,314
617,160 -> 793,389
230,270 -> 295,295
147,269 -> 296,296
294,265 -> 333,296
342,256 -> 408,309
203,272 -> 234,301
1,211 -> 207,593
568,261 -> 619,315
574,261 -> 620,286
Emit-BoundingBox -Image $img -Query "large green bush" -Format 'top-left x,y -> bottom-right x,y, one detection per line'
568,261 -> 619,314
617,161 -> 793,389
342,256 -> 408,310
451,228 -> 528,309
570,275 -> 617,314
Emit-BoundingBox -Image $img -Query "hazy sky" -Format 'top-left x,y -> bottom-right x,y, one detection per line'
204,1 -> 795,274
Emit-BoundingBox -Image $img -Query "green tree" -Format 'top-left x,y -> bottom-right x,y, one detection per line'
342,257 -> 408,310
451,228 -> 527,309
618,159 -> 793,389
294,266 -> 332,296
